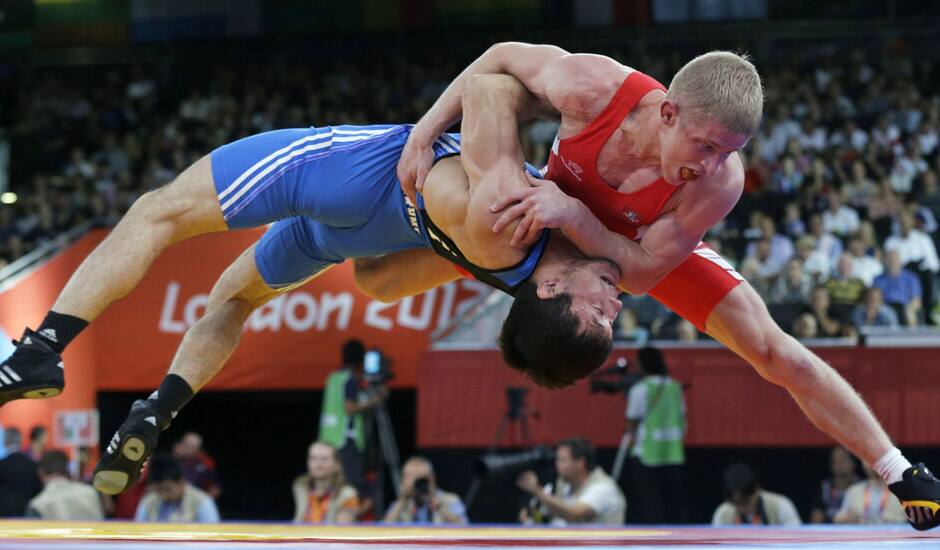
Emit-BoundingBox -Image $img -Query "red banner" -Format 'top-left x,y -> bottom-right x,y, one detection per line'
417,347 -> 940,448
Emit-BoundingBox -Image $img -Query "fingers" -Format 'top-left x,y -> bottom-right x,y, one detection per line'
524,171 -> 544,186
519,218 -> 544,248
510,214 -> 534,248
415,162 -> 429,194
492,202 -> 529,234
490,188 -> 534,214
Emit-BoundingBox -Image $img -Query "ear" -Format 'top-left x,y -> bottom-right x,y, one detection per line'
535,277 -> 560,299
660,100 -> 679,127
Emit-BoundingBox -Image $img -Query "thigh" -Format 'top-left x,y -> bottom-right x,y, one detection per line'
648,243 -> 745,332
143,155 -> 228,236
704,281 -> 789,366
253,218 -> 339,291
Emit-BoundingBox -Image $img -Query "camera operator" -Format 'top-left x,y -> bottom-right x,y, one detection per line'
624,347 -> 688,524
383,456 -> 467,524
517,437 -> 625,526
319,339 -> 388,499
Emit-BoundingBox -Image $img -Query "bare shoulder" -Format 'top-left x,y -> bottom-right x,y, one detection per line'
544,53 -> 632,120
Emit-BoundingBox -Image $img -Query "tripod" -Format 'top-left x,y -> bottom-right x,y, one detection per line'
611,427 -> 634,481
464,386 -> 536,508
365,389 -> 402,514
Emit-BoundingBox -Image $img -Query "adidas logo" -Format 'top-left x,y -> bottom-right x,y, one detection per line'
144,416 -> 157,426
0,365 -> 23,386
105,432 -> 121,455
38,329 -> 58,342
22,337 -> 32,345
57,362 -> 64,369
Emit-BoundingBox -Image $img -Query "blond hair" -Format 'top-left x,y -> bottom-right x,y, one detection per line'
666,51 -> 764,137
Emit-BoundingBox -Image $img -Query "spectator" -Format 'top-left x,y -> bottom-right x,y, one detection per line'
744,217 -> 795,273
625,348 -> 687,524
384,456 -> 467,525
675,319 -> 699,342
319,339 -> 387,501
885,210 -> 940,273
712,463 -> 801,526
845,237 -> 883,286
807,213 -> 843,268
25,450 -> 103,520
769,257 -> 812,305
172,432 -> 221,499
781,202 -> 806,239
740,238 -> 781,295
841,160 -> 878,212
824,254 -> 867,306
807,285 -> 845,338
292,441 -> 358,524
822,192 -> 861,238
794,235 -> 831,283
613,308 -> 649,346
873,249 -> 923,326
28,425 -> 48,462
0,428 -> 42,517
518,437 -> 625,526
810,446 -> 860,524
852,287 -> 900,329
135,453 -> 219,523
792,312 -> 820,339
834,461 -> 906,524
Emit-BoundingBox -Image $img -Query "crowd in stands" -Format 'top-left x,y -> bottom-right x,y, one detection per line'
2,45 -> 940,339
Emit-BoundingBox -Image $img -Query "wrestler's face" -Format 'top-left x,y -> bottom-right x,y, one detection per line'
539,259 -> 623,338
659,102 -> 750,186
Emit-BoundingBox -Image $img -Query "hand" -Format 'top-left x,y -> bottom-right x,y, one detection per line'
516,470 -> 540,495
400,478 -> 415,498
397,130 -> 435,206
490,172 -> 582,247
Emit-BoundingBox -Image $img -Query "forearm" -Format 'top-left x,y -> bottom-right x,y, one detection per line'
533,489 -> 589,523
383,499 -> 407,522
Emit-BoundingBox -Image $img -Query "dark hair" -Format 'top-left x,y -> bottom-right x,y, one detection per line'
499,282 -> 612,389
724,462 -> 759,499
4,427 -> 22,449
342,339 -> 365,367
638,347 -> 668,376
30,425 -> 46,442
557,437 -> 597,471
38,450 -> 70,477
148,453 -> 183,483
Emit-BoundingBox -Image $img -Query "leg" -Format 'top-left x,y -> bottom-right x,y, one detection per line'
55,155 -> 227,322
705,282 -> 893,466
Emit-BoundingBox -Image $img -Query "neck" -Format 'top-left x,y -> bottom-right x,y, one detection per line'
312,478 -> 333,494
611,106 -> 662,170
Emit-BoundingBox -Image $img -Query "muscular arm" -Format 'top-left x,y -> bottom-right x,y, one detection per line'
353,250 -> 461,303
561,174 -> 743,295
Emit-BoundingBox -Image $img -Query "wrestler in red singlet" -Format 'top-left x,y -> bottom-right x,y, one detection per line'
543,71 -> 744,331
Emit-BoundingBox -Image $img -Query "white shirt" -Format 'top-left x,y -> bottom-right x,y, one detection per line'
885,230 -> 940,272
822,207 -> 860,237
711,490 -> 802,526
547,468 -> 626,526
850,255 -> 884,286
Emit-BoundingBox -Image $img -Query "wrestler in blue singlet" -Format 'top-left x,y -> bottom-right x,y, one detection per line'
209,124 -> 548,293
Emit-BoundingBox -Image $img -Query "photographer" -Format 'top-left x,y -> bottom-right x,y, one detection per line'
517,437 -> 625,526
318,340 -> 388,498
383,456 -> 467,524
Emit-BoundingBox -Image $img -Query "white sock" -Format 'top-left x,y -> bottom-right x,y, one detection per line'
874,447 -> 912,485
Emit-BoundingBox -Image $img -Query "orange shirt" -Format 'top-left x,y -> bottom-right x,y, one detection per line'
305,489 -> 359,523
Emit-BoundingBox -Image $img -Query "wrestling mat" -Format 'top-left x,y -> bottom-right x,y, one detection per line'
1,520 -> 938,549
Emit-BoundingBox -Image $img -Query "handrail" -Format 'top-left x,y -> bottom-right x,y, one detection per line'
0,222 -> 93,293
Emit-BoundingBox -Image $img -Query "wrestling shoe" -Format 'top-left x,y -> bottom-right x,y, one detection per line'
0,328 -> 64,404
889,463 -> 940,531
93,399 -> 169,495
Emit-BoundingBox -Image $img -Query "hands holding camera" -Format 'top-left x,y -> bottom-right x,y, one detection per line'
516,470 -> 542,495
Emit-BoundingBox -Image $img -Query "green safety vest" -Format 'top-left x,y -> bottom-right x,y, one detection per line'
637,376 -> 685,466
319,369 -> 365,450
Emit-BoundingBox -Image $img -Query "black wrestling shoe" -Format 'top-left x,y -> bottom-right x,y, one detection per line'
0,328 -> 64,404
889,463 -> 940,531
93,399 -> 169,495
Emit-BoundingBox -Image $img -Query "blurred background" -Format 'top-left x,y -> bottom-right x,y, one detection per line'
0,0 -> 939,529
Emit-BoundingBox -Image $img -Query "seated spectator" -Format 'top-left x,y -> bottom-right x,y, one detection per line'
135,453 -> 219,523
518,437 -> 625,526
712,463 -> 801,526
769,257 -> 812,305
852,287 -> 899,329
846,236 -> 883,286
822,192 -> 861,238
806,285 -> 845,337
27,426 -> 48,462
613,308 -> 649,346
384,456 -> 466,525
744,217 -> 795,273
0,428 -> 42,517
173,431 -> 221,499
810,446 -> 860,524
292,441 -> 358,524
792,312 -> 819,339
25,450 -> 103,520
885,209 -> 939,315
824,254 -> 866,306
841,160 -> 878,212
795,235 -> 831,283
675,319 -> 699,342
873,250 -> 923,326
740,238 -> 781,296
834,461 -> 906,524
781,202 -> 806,239
807,213 -> 844,267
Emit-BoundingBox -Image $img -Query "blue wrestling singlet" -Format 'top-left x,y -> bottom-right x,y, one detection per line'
209,124 -> 548,292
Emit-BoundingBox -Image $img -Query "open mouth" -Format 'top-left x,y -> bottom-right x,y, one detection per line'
679,167 -> 700,182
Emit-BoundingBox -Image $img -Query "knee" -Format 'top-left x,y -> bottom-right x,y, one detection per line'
126,183 -> 197,228
750,332 -> 820,390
